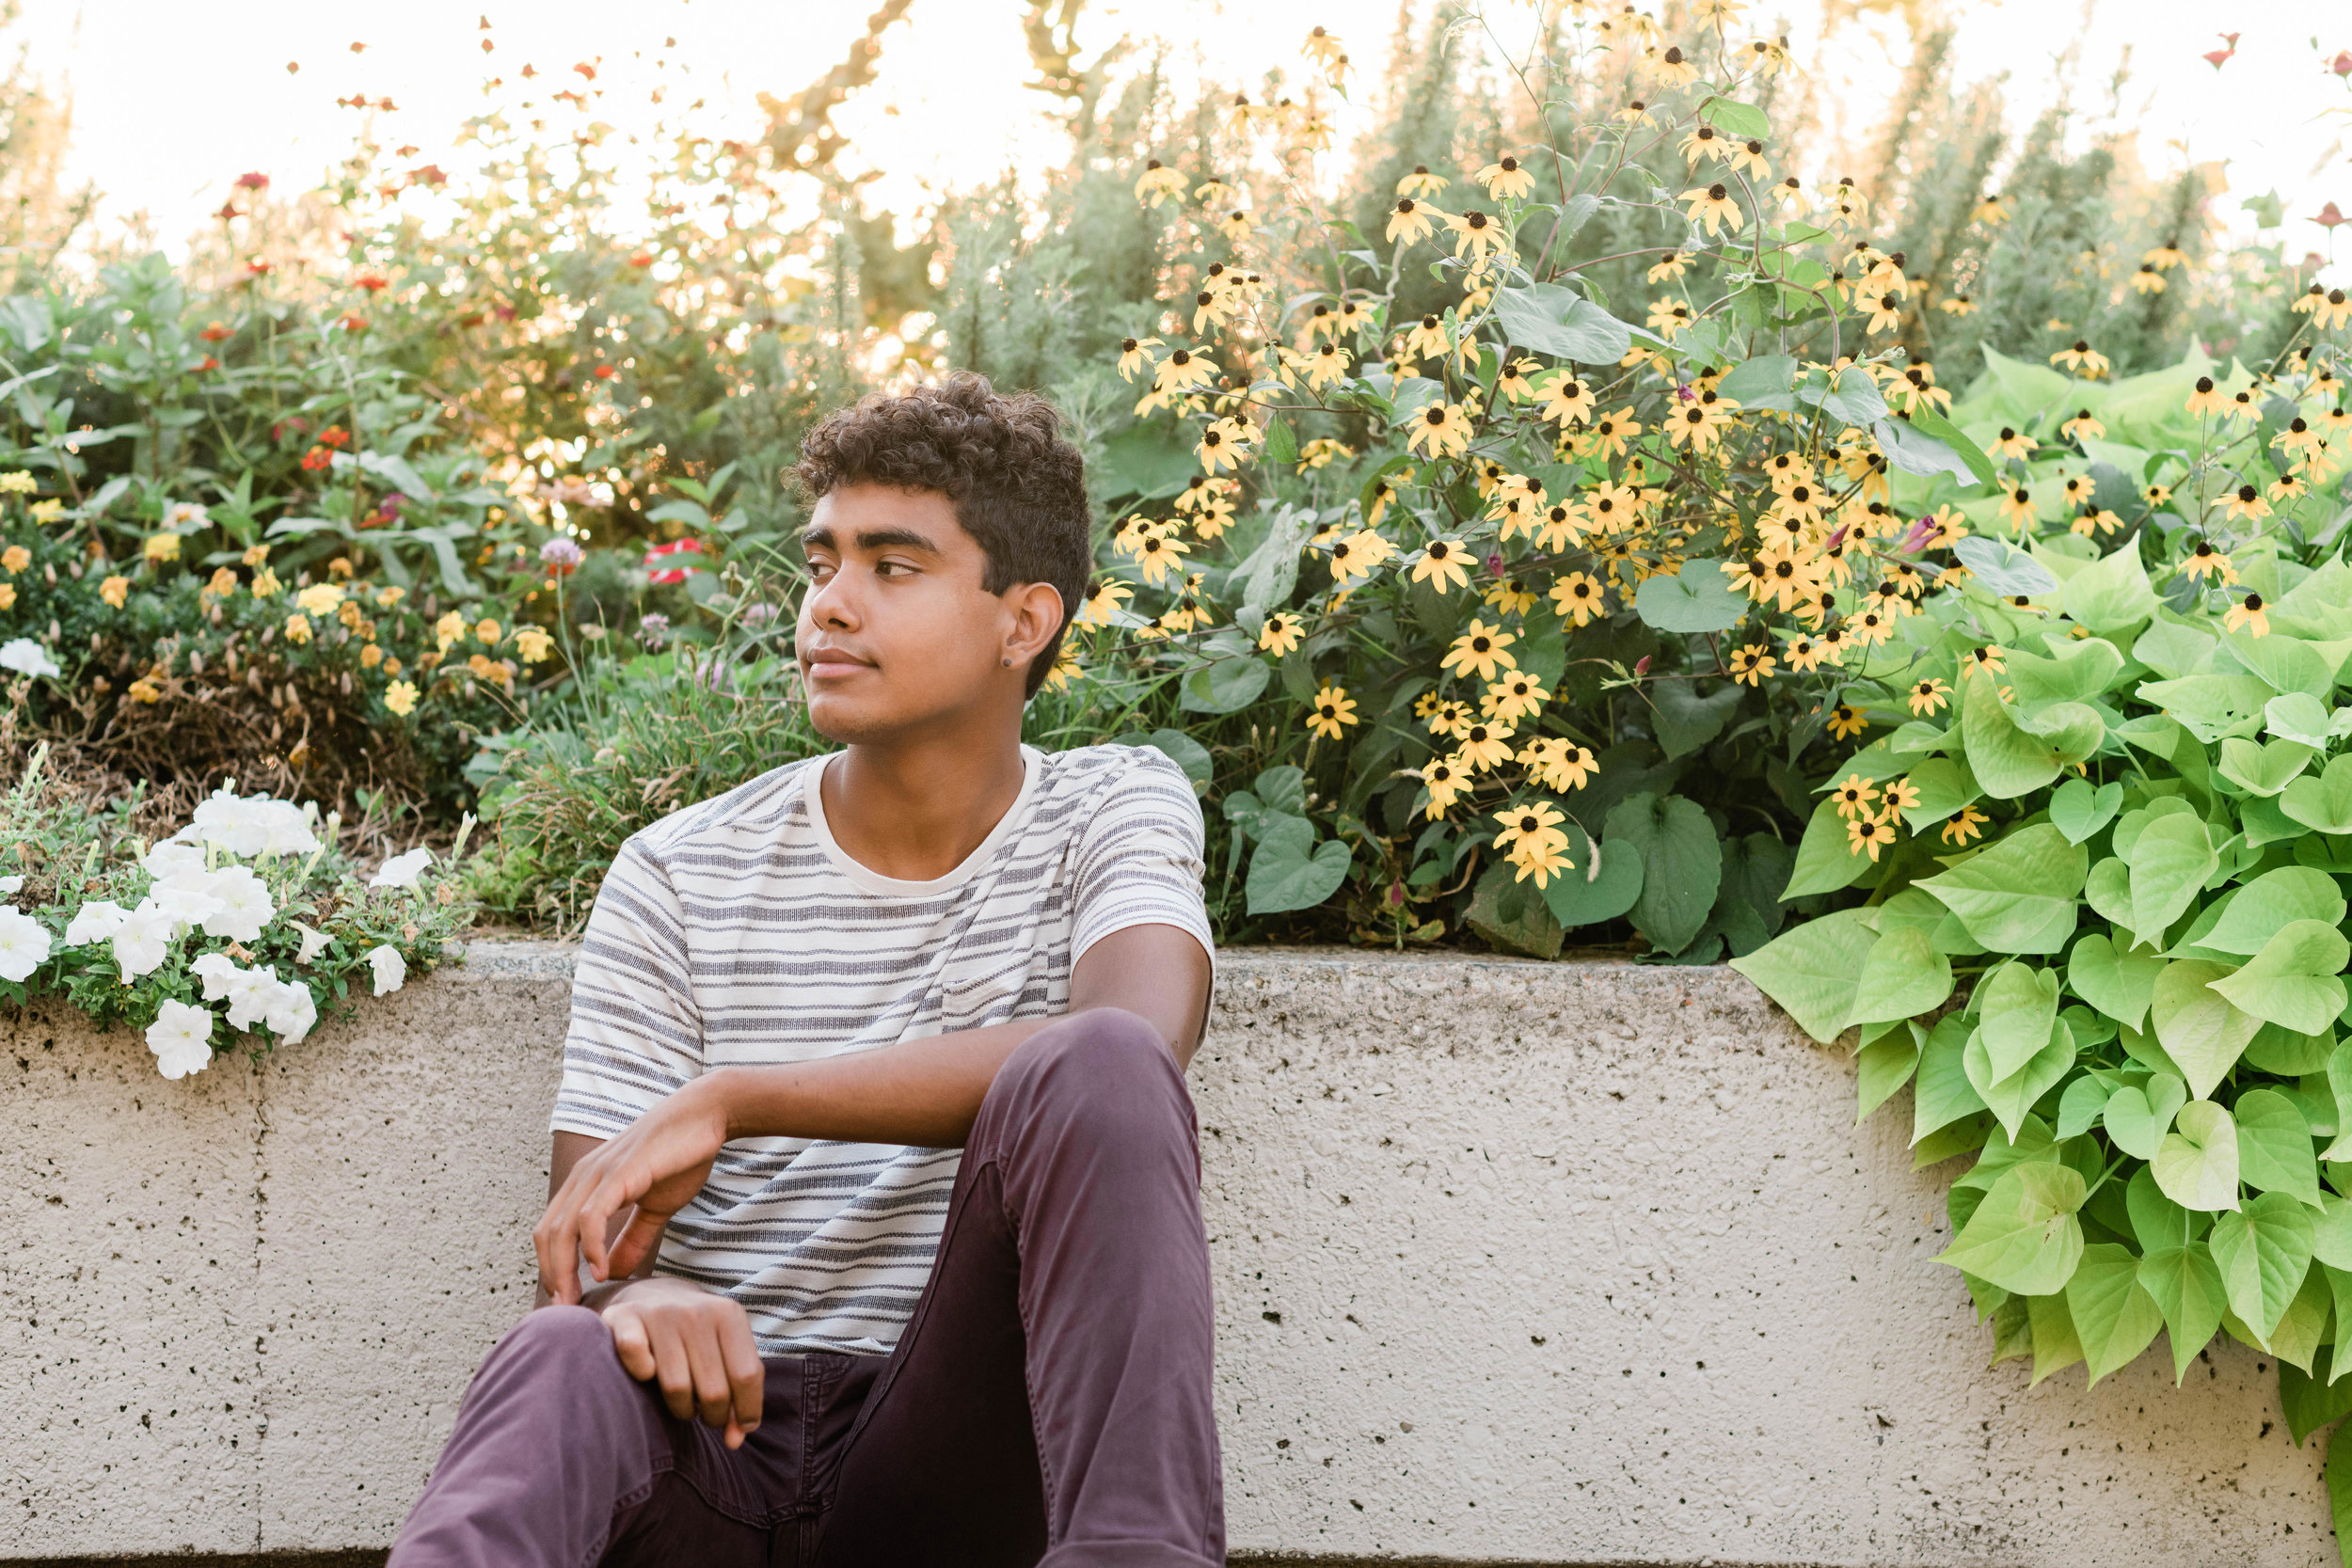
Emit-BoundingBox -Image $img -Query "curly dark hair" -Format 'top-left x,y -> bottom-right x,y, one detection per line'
795,371 -> 1090,696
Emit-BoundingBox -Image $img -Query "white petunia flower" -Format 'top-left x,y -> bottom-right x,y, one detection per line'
64,899 -> 130,946
112,899 -> 177,979
258,800 -> 322,856
199,865 -> 276,942
0,906 -> 49,982
223,963 -> 280,1032
144,841 -> 209,879
147,879 -> 225,932
191,950 -> 240,1001
365,943 -> 407,996
371,848 -> 433,889
0,876 -> 22,896
0,637 -> 61,679
146,999 -> 215,1079
264,975 -> 317,1045
293,922 -> 332,964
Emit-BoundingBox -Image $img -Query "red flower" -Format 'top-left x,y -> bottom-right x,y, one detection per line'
593,364 -> 616,379
199,323 -> 232,342
573,60 -> 598,80
455,310 -> 485,328
197,356 -> 219,372
2318,203 -> 2348,230
320,426 -> 352,450
2334,51 -> 2352,76
215,200 -> 242,223
246,259 -> 273,277
300,446 -> 334,472
272,417 -> 309,442
355,273 -> 389,292
627,253 -> 655,268
340,312 -> 369,332
234,171 -> 270,191
408,164 -> 448,187
644,539 -> 704,584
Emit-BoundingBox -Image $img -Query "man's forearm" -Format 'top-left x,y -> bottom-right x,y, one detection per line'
707,1015 -> 1058,1148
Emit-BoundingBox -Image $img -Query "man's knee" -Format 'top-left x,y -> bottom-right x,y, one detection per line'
487,1303 -> 627,1383
990,1006 -> 1194,1152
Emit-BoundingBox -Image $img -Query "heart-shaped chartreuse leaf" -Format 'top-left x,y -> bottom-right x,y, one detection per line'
2209,921 -> 2351,1035
2233,1086 -> 2323,1208
2209,1191 -> 2316,1340
2282,754 -> 2352,834
1974,960 -> 2062,1080
1935,1159 -> 2087,1296
1963,1015 -> 2076,1145
2265,691 -> 2352,750
2048,777 -> 2124,845
1841,925 -> 1953,1032
2069,934 -> 2168,1029
2127,814 -> 2218,942
2137,1239 -> 2229,1383
1728,907 -> 1876,1044
2065,1242 -> 2169,1387
2103,1070 -> 2187,1160
1911,823 -> 2086,955
2152,1098 -> 2242,1213
2150,960 -> 2263,1101
1961,680 -> 2103,799
2217,736 -> 2318,797
2199,868 -> 2348,955
2004,635 -> 2123,707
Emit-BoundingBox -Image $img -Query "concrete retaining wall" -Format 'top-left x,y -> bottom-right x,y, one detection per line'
1,946 -> 2334,1566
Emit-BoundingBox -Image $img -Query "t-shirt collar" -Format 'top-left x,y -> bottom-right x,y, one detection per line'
802,745 -> 1041,896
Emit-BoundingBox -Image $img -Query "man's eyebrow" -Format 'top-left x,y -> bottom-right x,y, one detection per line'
800,524 -> 835,551
852,527 -> 941,554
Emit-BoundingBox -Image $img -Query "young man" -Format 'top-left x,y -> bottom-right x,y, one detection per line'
391,373 -> 1222,1568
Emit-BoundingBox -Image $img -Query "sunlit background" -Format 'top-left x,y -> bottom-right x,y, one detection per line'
12,0 -> 2350,269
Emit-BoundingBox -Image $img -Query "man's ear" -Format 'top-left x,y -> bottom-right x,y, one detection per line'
1003,581 -> 1066,668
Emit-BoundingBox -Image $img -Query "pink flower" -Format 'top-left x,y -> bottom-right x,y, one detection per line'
541,538 -> 585,575
234,171 -> 271,191
644,539 -> 703,584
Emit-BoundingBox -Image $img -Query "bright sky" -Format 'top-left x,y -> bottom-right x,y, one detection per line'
11,0 -> 2350,271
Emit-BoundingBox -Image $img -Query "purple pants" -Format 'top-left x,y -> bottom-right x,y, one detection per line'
389,1010 -> 1225,1568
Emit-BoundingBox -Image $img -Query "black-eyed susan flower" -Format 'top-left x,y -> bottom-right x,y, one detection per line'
2222,483 -> 2272,523
1484,672 -> 1550,724
1417,755 -> 1468,818
1405,401 -> 1472,458
1831,772 -> 1879,821
1728,643 -> 1776,685
1411,538 -> 1473,593
1882,776 -> 1922,820
1115,336 -> 1162,380
1525,736 -> 1598,792
1781,632 -> 1827,673
1491,799 -> 1569,860
2049,340 -> 2111,377
1194,416 -> 1254,474
1456,719 -> 1518,771
2183,375 -> 2229,417
1386,197 -> 1440,245
1443,619 -> 1519,681
2225,592 -> 2271,638
1907,676 -> 1949,716
1680,182 -> 1742,237
1846,811 -> 1894,861
1538,372 -> 1597,426
1646,44 -> 1699,87
1941,805 -> 1988,846
1939,293 -> 1976,316
1647,251 -> 1693,283
1295,683 -> 1361,743
1646,296 -> 1694,338
1535,502 -> 1588,553
2144,244 -> 2185,271
1258,611 -> 1305,656
1495,356 -> 1541,402
1961,644 -> 2007,681
1302,24 -> 1345,65
1825,702 -> 1869,739
1507,832 -> 1575,888
1741,35 -> 1791,74
1993,426 -> 2037,461
1396,165 -> 1448,198
1476,155 -> 1535,201
2130,264 -> 2167,296
1445,207 -> 1505,260
1304,341 -> 1353,390
1404,312 -> 1451,360
1133,526 -> 1192,585
1484,575 -> 1539,617
1077,578 -> 1134,626
1549,571 -> 1604,626
1678,123 -> 1728,166
2059,407 -> 2106,442
1425,698 -> 1471,738
1578,407 -> 1641,459
1134,158 -> 1187,207
1615,98 -> 1658,127
1663,391 -> 1734,452
1996,483 -> 2039,533
1153,345 -> 1217,394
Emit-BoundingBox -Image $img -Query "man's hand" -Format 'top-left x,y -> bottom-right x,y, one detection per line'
596,1275 -> 765,1449
535,1076 -> 730,1304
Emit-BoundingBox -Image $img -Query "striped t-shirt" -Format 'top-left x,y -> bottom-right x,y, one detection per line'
549,741 -> 1213,1356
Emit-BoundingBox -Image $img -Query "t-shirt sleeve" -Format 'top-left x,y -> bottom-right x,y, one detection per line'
550,835 -> 706,1138
1069,749 -> 1215,970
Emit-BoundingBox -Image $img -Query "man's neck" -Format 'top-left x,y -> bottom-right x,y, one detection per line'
821,730 -> 1030,883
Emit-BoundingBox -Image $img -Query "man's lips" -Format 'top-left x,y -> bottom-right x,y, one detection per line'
803,649 -> 875,680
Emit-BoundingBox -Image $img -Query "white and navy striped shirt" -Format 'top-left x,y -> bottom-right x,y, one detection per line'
550,742 -> 1213,1355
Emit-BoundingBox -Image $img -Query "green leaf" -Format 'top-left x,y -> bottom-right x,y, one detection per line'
2103,1071 -> 2186,1160
1490,281 -> 1630,362
1232,503 -> 1313,616
1541,821 -> 1645,928
1813,365 -> 1888,427
1782,797 -> 1877,898
2070,933 -> 2168,1029
2048,778 -> 2123,845
1178,655 -> 1272,715
1952,535 -> 2061,597
1961,687 -> 2077,799
2137,1241 -> 2228,1382
2056,1072 -> 2115,1140
2267,691 -> 2341,749
2217,736 -> 2316,797
2026,1289 -> 2085,1386
2328,1422 -> 2352,1548
1912,1014 -> 1989,1143
1935,1161 -> 2087,1295
2127,815 -> 2217,938
1845,927 -> 1954,1031
1136,729 -> 1213,794
2153,1098 -> 2242,1212
2210,921 -> 2351,1034
1905,401 -> 1999,488
1730,907 -> 1876,1044
1260,416 -> 1298,467
2202,868 -> 2347,955
1463,860 -> 1565,958
2282,754 -> 2352,834
1977,961 -> 2061,1080
2209,1192 -> 2315,1338
2234,1087 -> 2323,1207
1856,1028 -> 1921,1122
2151,959 -> 2263,1100
1632,558 -> 1748,633
2282,1344 -> 2352,1443
2312,1193 -> 2352,1269
1965,1017 -> 2077,1145
1244,817 -> 1352,915
1253,765 -> 1309,816
1649,679 -> 1744,759
2060,543 -> 2158,634
1893,757 -> 1978,827
1697,96 -> 1771,138
2065,1243 -> 2167,1386
2221,628 -> 2331,698
2127,1164 -> 2192,1252
1912,824 -> 2086,954
1606,792 -> 1720,955
1870,416 -> 1977,482
2269,1264 -> 2332,1374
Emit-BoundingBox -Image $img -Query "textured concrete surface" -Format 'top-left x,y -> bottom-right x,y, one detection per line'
1,945 -> 2337,1565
